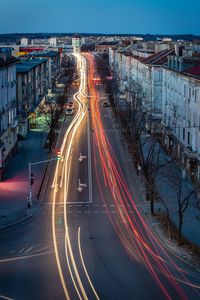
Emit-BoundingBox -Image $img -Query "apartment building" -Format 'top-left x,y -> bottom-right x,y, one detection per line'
30,51 -> 61,91
162,50 -> 200,181
16,58 -> 48,136
0,48 -> 18,180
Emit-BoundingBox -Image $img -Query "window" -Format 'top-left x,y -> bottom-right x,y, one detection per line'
189,87 -> 191,97
183,128 -> 185,140
199,115 -> 200,131
188,131 -> 190,145
184,85 -> 186,97
194,89 -> 197,102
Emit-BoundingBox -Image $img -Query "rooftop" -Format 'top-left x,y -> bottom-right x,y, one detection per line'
16,58 -> 47,73
0,56 -> 18,69
145,48 -> 175,65
183,64 -> 200,78
97,41 -> 118,46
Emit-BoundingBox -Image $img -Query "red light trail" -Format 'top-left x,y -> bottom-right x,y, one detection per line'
84,52 -> 200,300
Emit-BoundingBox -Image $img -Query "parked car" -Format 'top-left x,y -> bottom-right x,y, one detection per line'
67,101 -> 74,109
102,102 -> 109,107
73,80 -> 79,86
65,108 -> 74,115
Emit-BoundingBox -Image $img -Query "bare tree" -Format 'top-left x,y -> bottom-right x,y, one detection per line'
162,167 -> 195,246
38,102 -> 61,152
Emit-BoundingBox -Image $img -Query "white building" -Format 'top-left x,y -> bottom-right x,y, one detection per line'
20,38 -> 30,46
162,55 -> 200,181
110,46 -> 175,117
48,37 -> 57,46
0,48 -> 18,180
72,34 -> 82,53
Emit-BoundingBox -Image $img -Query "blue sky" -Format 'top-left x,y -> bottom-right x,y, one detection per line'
0,0 -> 199,34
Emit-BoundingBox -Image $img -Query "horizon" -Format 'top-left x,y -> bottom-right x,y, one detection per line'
1,32 -> 200,37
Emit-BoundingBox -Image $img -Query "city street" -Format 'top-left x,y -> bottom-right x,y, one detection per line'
0,53 -> 200,300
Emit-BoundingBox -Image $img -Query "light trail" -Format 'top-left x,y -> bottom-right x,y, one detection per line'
52,53 -> 99,300
84,52 -> 200,300
78,227 -> 100,300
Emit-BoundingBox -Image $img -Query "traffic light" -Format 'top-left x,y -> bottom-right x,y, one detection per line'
57,150 -> 61,160
30,173 -> 34,186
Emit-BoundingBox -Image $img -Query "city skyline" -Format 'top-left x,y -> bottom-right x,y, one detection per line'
0,0 -> 199,35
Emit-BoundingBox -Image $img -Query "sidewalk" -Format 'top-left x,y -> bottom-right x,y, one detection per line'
0,128 -> 49,227
109,93 -> 200,251
155,150 -> 200,248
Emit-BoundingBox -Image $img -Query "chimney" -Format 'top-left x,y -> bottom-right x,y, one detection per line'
175,44 -> 180,56
178,57 -> 183,71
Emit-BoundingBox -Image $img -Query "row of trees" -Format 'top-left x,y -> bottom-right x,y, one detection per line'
38,56 -> 75,153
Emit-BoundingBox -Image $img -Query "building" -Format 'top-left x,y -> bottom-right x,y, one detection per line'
16,58 -> 48,136
0,48 -> 18,180
95,41 -> 118,53
17,47 -> 44,57
30,51 -> 61,91
20,38 -> 30,46
72,34 -> 82,53
162,48 -> 200,182
109,45 -> 175,122
48,37 -> 57,46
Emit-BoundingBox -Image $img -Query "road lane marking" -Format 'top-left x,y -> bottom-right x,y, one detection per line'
18,248 -> 24,254
9,249 -> 17,255
0,295 -> 14,300
25,247 -> 33,253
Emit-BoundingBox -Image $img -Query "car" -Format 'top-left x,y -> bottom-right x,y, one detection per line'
65,108 -> 74,115
67,101 -> 74,109
67,104 -> 74,109
72,80 -> 79,86
102,102 -> 109,107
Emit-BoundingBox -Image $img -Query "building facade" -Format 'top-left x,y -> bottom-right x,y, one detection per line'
162,56 -> 200,182
16,58 -> 48,136
30,51 -> 61,91
72,34 -> 82,53
0,48 -> 18,180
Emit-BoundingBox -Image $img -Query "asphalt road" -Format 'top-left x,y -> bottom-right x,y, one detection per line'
0,53 -> 199,300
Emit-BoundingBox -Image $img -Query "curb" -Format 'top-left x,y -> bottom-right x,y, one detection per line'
0,210 -> 33,231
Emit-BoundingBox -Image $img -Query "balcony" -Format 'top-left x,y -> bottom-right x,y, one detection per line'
185,146 -> 197,159
11,119 -> 18,130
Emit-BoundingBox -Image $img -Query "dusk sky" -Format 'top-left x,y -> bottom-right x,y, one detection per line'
0,0 -> 199,34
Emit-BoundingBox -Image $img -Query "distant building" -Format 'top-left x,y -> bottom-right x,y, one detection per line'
0,48 -> 18,180
162,37 -> 172,43
30,51 -> 61,91
20,38 -> 30,46
48,37 -> 57,46
31,38 -> 48,46
72,34 -> 82,53
95,41 -> 118,53
17,47 -> 44,57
